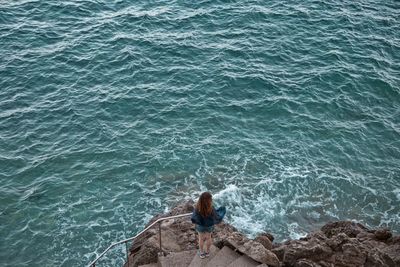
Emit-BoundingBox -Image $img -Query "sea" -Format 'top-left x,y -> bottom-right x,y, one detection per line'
0,0 -> 399,266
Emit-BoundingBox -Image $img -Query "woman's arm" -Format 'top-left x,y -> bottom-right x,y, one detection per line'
191,209 -> 200,224
214,207 -> 226,224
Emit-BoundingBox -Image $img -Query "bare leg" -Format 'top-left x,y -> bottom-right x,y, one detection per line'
205,233 -> 212,253
198,233 -> 205,253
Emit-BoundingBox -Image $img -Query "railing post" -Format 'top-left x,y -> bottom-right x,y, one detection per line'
158,221 -> 162,253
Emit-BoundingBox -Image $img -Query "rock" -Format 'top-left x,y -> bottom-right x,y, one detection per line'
243,241 -> 280,267
333,240 -> 367,266
321,221 -> 368,238
326,233 -> 348,250
356,231 -> 376,242
260,232 -> 275,242
388,235 -> 400,244
126,241 -> 159,267
271,245 -> 285,261
375,228 -> 392,241
295,259 -> 322,267
226,234 -> 280,266
381,243 -> 400,265
318,261 -> 334,267
273,220 -> 399,267
255,235 -> 273,250
365,250 -> 396,267
126,201 -> 400,267
127,201 -> 197,267
282,241 -> 333,266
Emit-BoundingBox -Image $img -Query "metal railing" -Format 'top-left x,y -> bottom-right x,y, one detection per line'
87,212 -> 192,267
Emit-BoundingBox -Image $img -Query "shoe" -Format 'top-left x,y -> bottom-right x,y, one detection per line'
204,252 -> 210,258
198,250 -> 206,259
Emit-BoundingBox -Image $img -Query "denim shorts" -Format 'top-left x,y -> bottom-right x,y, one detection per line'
195,224 -> 214,233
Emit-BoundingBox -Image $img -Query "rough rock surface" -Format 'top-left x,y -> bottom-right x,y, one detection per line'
255,234 -> 273,250
125,200 -> 198,267
126,201 -> 400,267
274,221 -> 400,267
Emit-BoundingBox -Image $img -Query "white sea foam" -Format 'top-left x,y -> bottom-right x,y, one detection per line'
394,189 -> 400,201
213,184 -> 241,202
211,183 -> 291,238
288,222 -> 307,240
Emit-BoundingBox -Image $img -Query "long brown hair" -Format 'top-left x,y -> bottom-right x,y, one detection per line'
196,192 -> 213,217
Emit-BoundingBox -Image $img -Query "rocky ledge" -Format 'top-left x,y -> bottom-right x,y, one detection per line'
126,200 -> 400,267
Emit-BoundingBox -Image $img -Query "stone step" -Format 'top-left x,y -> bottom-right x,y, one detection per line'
138,263 -> 158,267
158,250 -> 196,267
188,245 -> 220,267
226,254 -> 260,267
204,246 -> 240,267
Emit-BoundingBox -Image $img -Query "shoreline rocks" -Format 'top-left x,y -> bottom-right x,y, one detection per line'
126,200 -> 400,267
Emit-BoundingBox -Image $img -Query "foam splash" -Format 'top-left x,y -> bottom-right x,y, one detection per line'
287,222 -> 307,240
213,184 -> 241,203
394,189 -> 400,201
212,184 -> 287,238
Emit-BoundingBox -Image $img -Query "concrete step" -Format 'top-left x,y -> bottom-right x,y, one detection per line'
158,250 -> 196,267
226,254 -> 260,267
138,263 -> 158,267
188,245 -> 220,267
204,246 -> 240,267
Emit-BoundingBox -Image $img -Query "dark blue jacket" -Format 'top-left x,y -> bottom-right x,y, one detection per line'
191,206 -> 226,227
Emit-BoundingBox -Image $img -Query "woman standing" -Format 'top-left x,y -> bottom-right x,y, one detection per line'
191,192 -> 226,259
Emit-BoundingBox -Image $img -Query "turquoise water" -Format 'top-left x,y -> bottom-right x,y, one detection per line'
1,0 -> 399,266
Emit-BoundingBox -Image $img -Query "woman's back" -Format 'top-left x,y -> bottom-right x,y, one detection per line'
191,192 -> 226,259
192,206 -> 226,226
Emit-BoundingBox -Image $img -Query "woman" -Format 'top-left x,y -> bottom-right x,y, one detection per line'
191,192 -> 226,259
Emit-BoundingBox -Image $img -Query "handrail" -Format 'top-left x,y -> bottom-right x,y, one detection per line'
87,212 -> 192,267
